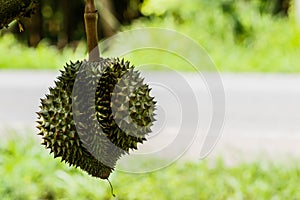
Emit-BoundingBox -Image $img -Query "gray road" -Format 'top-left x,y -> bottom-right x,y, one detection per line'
1,71 -> 300,164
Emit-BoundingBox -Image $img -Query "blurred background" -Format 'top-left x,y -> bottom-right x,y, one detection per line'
1,0 -> 300,199
0,0 -> 299,71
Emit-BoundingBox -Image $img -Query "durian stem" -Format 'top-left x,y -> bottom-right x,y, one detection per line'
84,0 -> 100,61
107,178 -> 116,197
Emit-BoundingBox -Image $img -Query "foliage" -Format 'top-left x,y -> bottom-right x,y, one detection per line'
0,1 -> 299,72
0,0 -> 37,29
1,132 -> 300,199
1,0 -> 143,46
124,0 -> 300,72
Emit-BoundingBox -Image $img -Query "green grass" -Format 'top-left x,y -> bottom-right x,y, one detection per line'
0,34 -> 86,70
1,131 -> 300,199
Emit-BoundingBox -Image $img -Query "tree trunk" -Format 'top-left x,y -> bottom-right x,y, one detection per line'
273,0 -> 290,16
98,0 -> 118,38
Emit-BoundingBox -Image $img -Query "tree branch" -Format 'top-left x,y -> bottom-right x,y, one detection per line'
85,0 -> 100,61
0,0 -> 37,30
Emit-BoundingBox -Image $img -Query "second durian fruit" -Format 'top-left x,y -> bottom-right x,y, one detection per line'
37,57 -> 156,179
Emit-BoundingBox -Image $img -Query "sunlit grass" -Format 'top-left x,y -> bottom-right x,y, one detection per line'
0,34 -> 86,70
1,132 -> 300,199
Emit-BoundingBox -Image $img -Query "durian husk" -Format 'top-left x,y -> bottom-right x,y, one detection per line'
37,58 -> 156,179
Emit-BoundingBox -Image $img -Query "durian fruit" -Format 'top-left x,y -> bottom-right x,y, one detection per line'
37,0 -> 155,184
37,57 -> 156,179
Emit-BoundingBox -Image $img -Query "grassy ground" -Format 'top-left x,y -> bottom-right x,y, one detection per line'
0,34 -> 86,70
1,132 -> 300,199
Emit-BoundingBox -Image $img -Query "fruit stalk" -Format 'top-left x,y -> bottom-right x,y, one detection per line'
84,0 -> 100,61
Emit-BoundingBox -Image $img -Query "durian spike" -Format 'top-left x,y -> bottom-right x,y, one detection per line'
84,0 -> 100,61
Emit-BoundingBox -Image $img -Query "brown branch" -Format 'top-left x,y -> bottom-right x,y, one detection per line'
0,0 -> 37,30
84,0 -> 100,61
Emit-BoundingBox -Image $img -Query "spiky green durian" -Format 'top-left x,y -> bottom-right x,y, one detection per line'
37,58 -> 156,179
